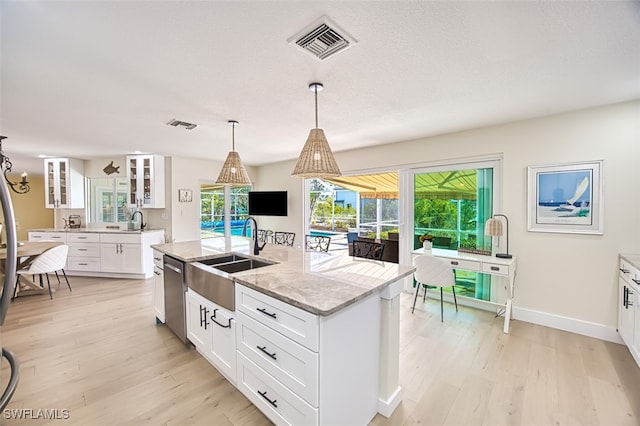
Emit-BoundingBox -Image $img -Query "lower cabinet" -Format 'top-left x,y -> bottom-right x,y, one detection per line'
152,250 -> 165,323
234,283 -> 380,426
27,230 -> 164,278
186,289 -> 236,383
618,255 -> 640,368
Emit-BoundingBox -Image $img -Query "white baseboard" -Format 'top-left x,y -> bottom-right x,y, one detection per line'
512,306 -> 623,344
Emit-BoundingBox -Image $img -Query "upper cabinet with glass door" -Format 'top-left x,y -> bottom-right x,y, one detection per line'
44,158 -> 85,208
126,154 -> 165,208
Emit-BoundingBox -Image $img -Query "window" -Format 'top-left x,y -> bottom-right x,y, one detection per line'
200,184 -> 250,239
411,160 -> 499,302
88,177 -> 129,224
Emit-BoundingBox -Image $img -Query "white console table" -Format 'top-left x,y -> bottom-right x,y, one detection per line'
411,248 -> 517,334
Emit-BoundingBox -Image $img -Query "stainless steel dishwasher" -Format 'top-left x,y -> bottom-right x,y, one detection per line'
163,255 -> 187,343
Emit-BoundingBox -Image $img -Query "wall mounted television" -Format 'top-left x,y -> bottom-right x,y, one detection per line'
248,191 -> 288,216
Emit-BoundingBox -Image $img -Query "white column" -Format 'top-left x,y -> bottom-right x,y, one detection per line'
377,278 -> 403,417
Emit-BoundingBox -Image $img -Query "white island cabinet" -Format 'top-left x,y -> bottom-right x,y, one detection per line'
235,283 -> 381,426
151,238 -> 413,425
186,289 -> 236,384
152,250 -> 165,323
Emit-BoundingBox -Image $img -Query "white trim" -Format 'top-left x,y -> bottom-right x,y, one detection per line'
377,386 -> 402,418
512,306 -> 623,344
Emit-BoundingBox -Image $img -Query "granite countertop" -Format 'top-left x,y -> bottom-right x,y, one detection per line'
152,237 -> 415,316
30,228 -> 165,234
620,253 -> 640,270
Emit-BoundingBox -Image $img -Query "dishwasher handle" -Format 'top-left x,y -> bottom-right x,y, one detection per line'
165,263 -> 182,274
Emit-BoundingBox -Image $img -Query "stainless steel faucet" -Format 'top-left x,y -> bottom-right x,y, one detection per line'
242,216 -> 266,255
131,210 -> 146,230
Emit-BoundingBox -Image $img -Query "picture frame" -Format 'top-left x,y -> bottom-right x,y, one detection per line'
527,160 -> 603,234
178,188 -> 193,203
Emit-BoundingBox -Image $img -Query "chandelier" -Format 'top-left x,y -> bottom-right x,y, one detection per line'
0,136 -> 30,194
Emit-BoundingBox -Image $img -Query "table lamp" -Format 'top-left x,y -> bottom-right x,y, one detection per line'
484,214 -> 512,258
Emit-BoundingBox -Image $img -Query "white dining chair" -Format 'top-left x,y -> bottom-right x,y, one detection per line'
411,254 -> 458,321
14,244 -> 71,300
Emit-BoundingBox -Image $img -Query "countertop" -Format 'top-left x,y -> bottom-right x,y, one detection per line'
152,237 -> 415,316
620,253 -> 640,270
29,228 -> 165,234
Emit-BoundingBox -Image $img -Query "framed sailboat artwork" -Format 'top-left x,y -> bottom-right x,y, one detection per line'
527,160 -> 604,234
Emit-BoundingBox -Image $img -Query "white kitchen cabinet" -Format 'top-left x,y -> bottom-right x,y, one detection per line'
618,255 -> 640,368
44,158 -> 84,208
28,229 -> 164,279
126,154 -> 165,208
186,289 -> 236,383
66,232 -> 100,272
100,241 -> 143,274
152,250 -> 165,323
235,283 -> 380,426
28,231 -> 68,243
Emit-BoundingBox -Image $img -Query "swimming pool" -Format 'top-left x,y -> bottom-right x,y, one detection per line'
310,230 -> 345,238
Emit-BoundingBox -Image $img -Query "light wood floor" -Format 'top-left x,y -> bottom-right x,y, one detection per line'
1,276 -> 639,425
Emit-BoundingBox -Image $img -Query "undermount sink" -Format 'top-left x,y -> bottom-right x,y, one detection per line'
186,254 -> 276,311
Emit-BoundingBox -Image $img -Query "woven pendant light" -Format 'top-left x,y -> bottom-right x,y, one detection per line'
292,82 -> 341,178
216,120 -> 251,185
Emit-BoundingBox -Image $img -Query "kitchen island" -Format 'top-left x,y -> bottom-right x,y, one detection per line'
152,237 -> 414,425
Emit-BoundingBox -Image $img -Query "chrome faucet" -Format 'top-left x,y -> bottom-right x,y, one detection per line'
131,210 -> 146,230
242,216 -> 266,255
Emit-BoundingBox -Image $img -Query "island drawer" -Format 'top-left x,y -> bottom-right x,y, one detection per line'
152,250 -> 163,269
236,311 -> 318,407
236,284 -> 319,352
67,233 -> 100,243
69,243 -> 100,257
237,352 -> 318,426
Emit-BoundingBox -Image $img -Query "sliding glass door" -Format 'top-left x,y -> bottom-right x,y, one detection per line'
410,160 -> 500,302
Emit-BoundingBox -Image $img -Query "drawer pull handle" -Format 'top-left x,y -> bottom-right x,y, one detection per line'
490,266 -> 500,271
620,268 -> 630,274
78,263 -> 88,266
257,307 -> 277,319
451,261 -> 459,266
78,237 -> 87,239
210,309 -> 232,328
257,345 -> 277,360
154,257 -> 161,261
78,249 -> 87,251
154,271 -> 160,276
258,390 -> 277,408
632,278 -> 640,285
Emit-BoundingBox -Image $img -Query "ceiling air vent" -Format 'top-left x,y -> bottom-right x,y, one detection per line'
167,119 -> 197,130
288,16 -> 357,61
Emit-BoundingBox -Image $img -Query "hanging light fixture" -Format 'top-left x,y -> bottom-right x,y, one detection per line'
0,136 -> 30,194
215,120 -> 251,185
292,82 -> 341,178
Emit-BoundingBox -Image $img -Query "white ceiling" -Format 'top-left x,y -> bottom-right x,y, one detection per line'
2,1 -> 639,175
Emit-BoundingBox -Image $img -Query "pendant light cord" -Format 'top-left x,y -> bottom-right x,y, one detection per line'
230,121 -> 236,152
314,85 -> 319,129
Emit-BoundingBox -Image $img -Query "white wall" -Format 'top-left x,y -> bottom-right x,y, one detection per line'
254,101 -> 640,340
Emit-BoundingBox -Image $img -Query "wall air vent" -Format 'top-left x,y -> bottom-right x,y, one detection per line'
167,119 -> 197,130
288,16 -> 357,61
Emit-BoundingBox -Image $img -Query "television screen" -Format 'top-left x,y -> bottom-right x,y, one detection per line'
248,191 -> 288,216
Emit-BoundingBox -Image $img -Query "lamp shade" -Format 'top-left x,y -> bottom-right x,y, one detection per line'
215,151 -> 251,185
484,217 -> 503,237
292,82 -> 341,179
215,120 -> 251,185
291,128 -> 341,178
